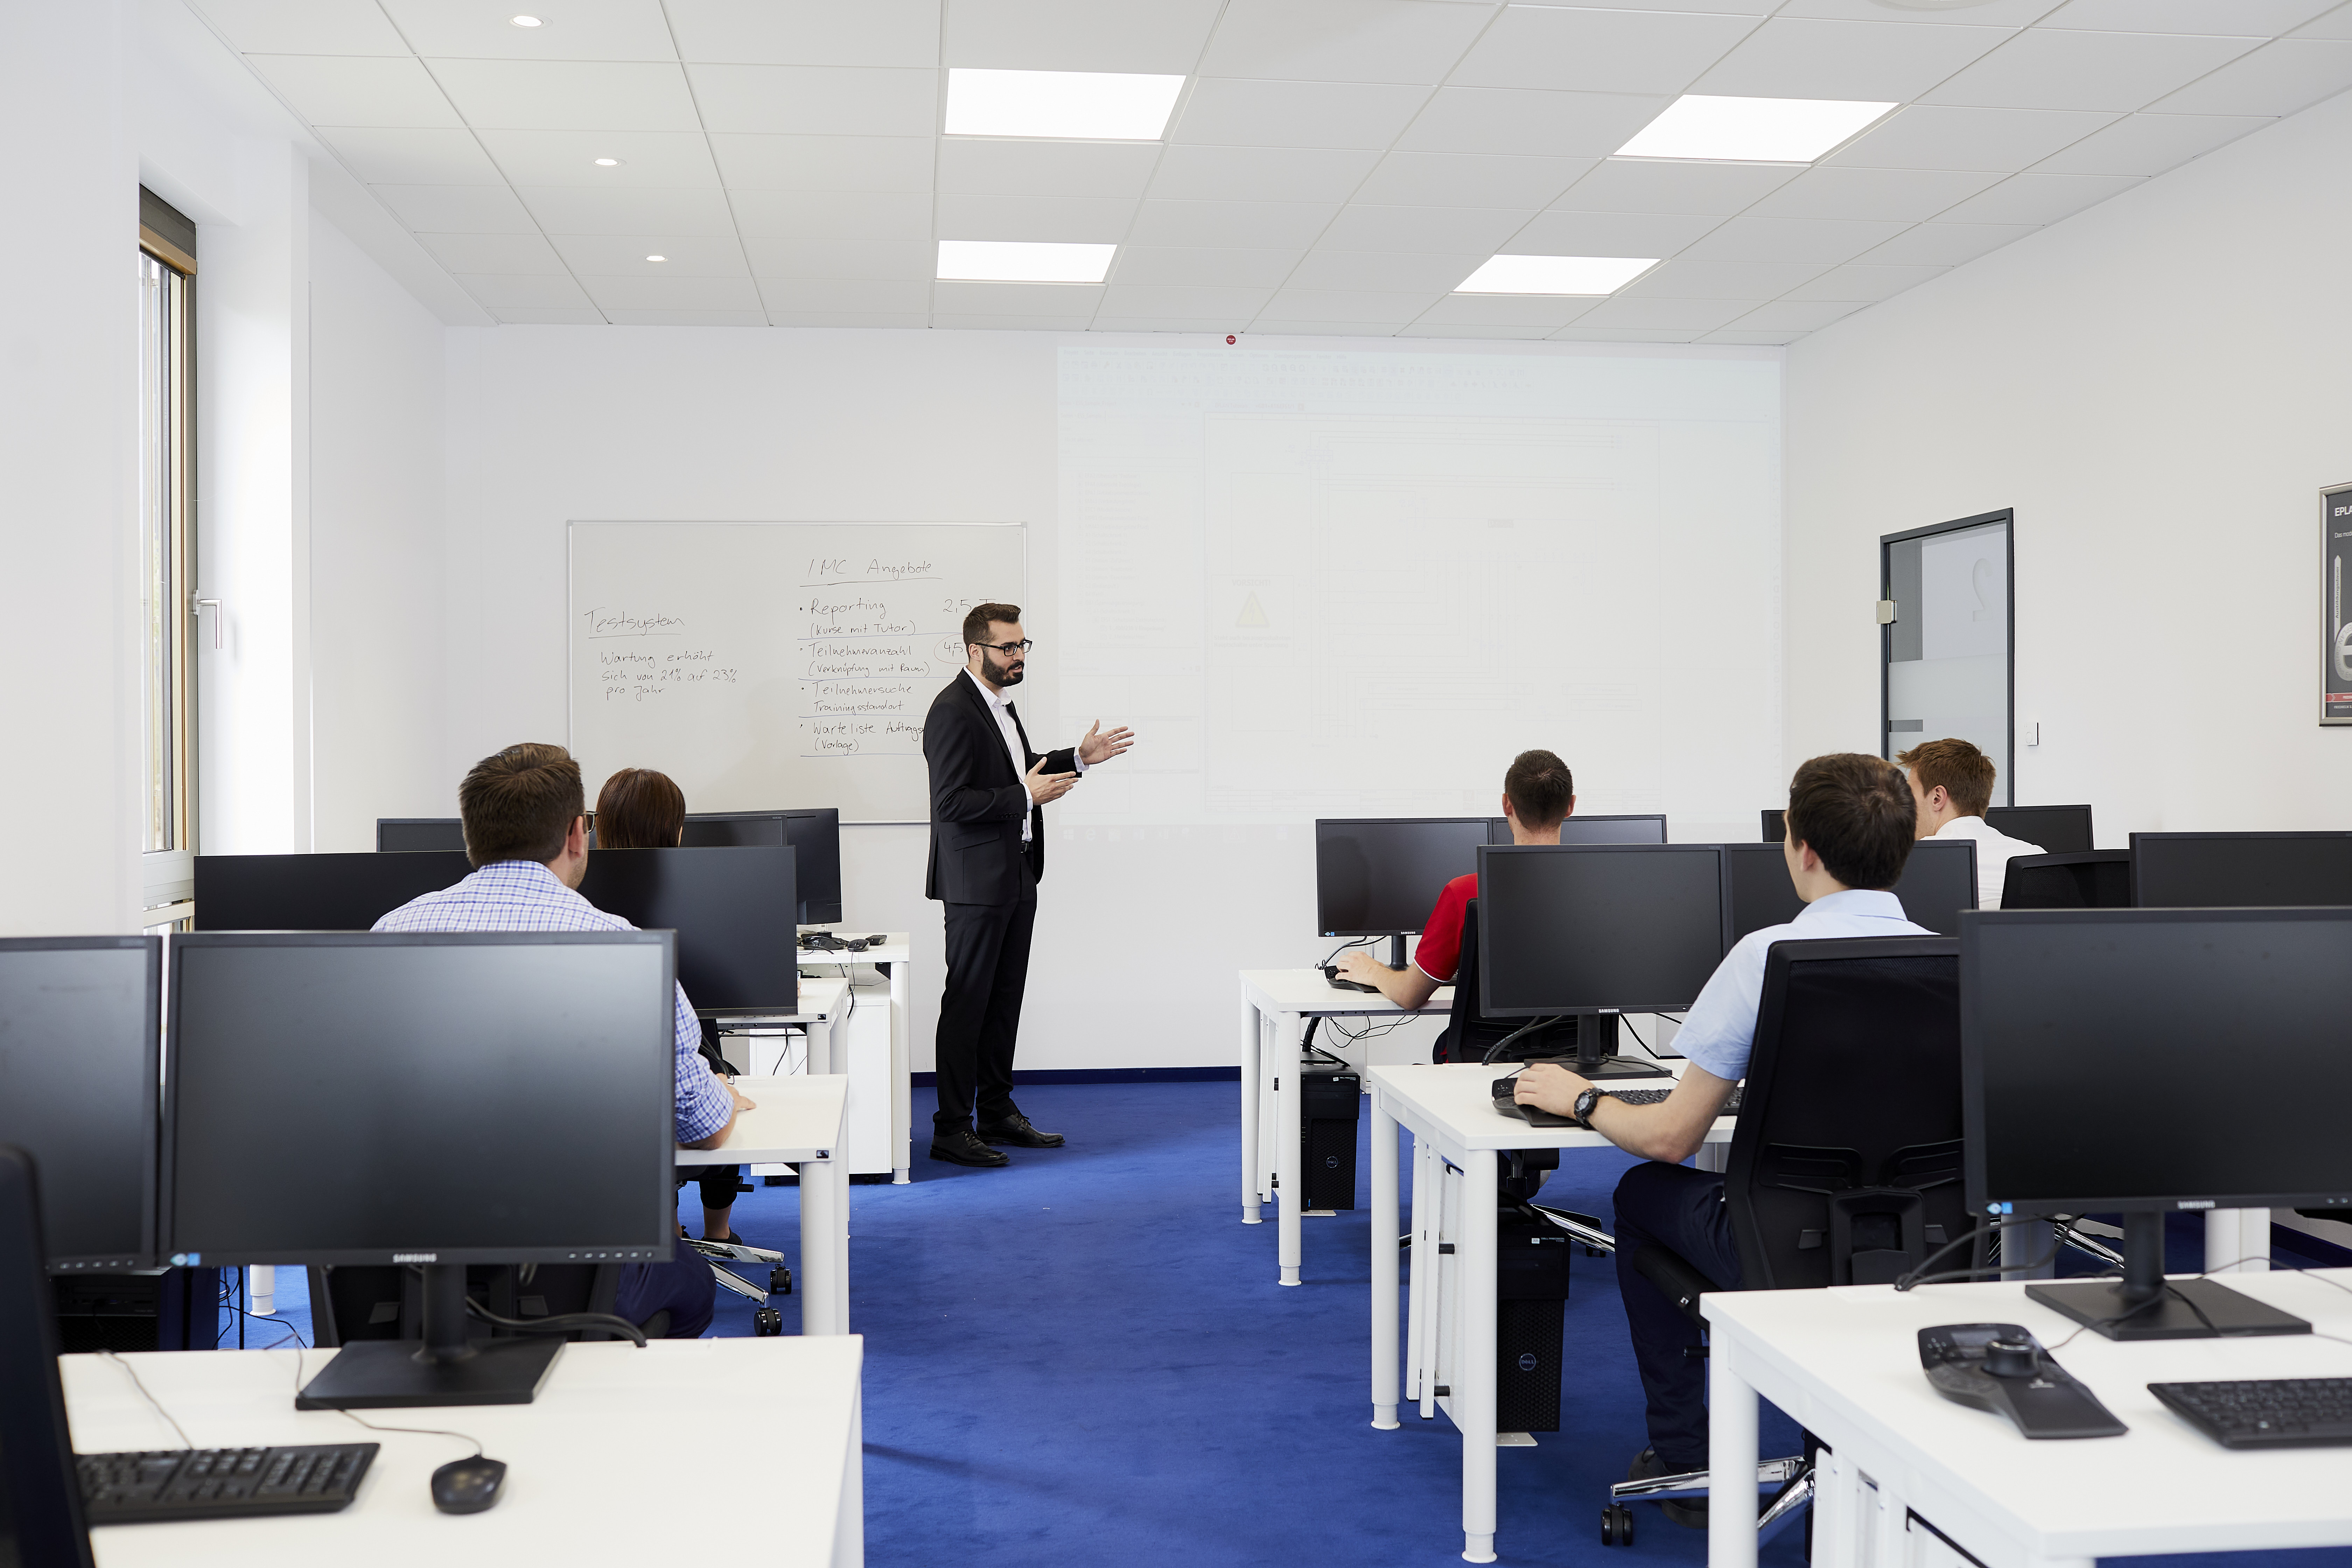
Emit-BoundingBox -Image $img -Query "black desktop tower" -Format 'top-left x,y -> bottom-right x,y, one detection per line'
1299,1061 -> 1361,1211
51,1268 -> 219,1353
1495,1209 -> 1571,1433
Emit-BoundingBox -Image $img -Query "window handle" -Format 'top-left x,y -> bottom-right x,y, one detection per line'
193,598 -> 221,650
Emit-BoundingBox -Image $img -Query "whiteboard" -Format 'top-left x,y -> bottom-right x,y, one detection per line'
568,522 -> 1027,822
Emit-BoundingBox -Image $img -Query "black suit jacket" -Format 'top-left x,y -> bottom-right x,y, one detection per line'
923,673 -> 1077,905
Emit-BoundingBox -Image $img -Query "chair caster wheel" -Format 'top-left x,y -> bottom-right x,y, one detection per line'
1601,1503 -> 1635,1545
769,1266 -> 792,1295
752,1307 -> 784,1336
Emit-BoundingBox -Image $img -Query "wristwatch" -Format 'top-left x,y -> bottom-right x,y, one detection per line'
1571,1086 -> 1604,1130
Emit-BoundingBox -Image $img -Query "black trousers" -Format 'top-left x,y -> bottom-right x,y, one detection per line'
1612,1161 -> 1745,1471
934,867 -> 1037,1135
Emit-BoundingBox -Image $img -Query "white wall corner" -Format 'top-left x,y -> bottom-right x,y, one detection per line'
305,150 -> 492,329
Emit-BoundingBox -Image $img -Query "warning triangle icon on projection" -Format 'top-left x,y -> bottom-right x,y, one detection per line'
1237,593 -> 1269,628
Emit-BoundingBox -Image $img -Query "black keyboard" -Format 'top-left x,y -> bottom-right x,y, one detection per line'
2149,1379 -> 2352,1448
79,1444 -> 377,1525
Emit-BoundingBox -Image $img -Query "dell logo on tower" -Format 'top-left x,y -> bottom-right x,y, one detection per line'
1518,1353 -> 1539,1373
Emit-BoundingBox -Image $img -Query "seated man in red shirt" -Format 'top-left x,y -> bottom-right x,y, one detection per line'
1332,748 -> 1574,1006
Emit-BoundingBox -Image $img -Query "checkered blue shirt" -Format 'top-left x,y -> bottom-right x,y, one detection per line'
372,859 -> 735,1144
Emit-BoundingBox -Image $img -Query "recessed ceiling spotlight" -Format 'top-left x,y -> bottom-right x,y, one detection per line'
593,157 -> 621,166
509,14 -> 542,26
1616,95 -> 1896,163
1455,255 -> 1658,296
645,254 -> 666,262
944,69 -> 1185,141
937,240 -> 1114,284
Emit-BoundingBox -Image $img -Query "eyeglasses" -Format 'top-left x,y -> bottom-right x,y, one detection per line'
974,639 -> 1033,655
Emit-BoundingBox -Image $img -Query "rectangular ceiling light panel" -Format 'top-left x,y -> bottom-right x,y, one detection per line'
1618,96 -> 1898,163
944,69 -> 1187,141
937,240 -> 1116,283
1455,254 -> 1658,295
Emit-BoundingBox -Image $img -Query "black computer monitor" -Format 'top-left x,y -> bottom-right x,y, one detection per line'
165,931 -> 677,1406
1890,838 -> 1978,936
2129,831 -> 2352,908
1488,813 -> 1668,846
197,850 -> 470,931
1316,818 -> 1491,967
376,817 -> 466,853
1477,844 -> 1726,1077
0,939 -> 158,1271
1760,809 -> 1785,843
1984,804 -> 2093,855
579,846 -> 799,1015
0,1148 -> 96,1564
684,808 -> 842,924
1963,908 -> 2352,1340
1722,842 -> 1805,940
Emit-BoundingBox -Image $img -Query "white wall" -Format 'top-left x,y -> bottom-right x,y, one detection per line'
1785,89 -> 2352,841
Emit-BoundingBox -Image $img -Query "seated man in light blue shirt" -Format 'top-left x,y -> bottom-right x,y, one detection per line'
1513,752 -> 1931,1524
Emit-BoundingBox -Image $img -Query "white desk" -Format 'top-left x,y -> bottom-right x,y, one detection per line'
1368,1062 -> 1735,1565
677,1074 -> 850,1335
68,1337 -> 863,1566
1238,969 -> 1452,1285
1705,1270 -> 2352,1568
719,976 -> 850,1073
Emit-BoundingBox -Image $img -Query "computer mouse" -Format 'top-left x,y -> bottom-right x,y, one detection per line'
429,1456 -> 507,1515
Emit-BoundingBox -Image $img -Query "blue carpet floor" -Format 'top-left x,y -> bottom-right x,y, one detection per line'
222,1081 -> 2352,1568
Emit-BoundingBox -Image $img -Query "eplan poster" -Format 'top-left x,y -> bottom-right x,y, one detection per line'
2326,482 -> 2352,724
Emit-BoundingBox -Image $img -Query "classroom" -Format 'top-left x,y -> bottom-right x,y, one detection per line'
7,2 -> 2352,1564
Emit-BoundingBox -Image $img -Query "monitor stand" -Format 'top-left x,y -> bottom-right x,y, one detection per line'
2025,1212 -> 2308,1342
1572,1014 -> 1672,1081
1385,934 -> 1408,970
295,1264 -> 565,1409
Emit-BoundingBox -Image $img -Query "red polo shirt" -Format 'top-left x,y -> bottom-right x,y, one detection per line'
1413,872 -> 1478,983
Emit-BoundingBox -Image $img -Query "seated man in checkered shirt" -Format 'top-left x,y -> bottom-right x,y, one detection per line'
376,742 -> 752,1339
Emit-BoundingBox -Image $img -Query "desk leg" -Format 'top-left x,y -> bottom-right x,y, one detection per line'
890,959 -> 910,1184
1420,1143 -> 1444,1421
2208,1209 -> 2270,1273
802,1155 -> 847,1335
1458,1151 -> 1498,1564
834,1379 -> 865,1568
1707,1331 -> 1760,1568
1372,1094 -> 1400,1429
1240,992 -> 1262,1224
1275,1010 -> 1302,1284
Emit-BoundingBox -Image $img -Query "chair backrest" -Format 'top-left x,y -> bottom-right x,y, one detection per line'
1433,898 -> 1565,1063
0,1146 -> 96,1567
1723,937 -> 1975,1290
2000,850 -> 2132,910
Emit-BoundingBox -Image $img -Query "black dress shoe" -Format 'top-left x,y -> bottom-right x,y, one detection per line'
929,1128 -> 1010,1167
1627,1448 -> 1708,1528
975,1112 -> 1064,1148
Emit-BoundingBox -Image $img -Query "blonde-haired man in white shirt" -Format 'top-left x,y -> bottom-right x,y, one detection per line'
1895,737 -> 2045,910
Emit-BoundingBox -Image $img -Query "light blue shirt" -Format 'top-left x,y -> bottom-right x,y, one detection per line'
1673,889 -> 1933,1084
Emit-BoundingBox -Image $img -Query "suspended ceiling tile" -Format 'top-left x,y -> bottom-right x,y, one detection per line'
1824,104 -> 2122,171
492,306 -> 608,324
2030,112 -> 2272,176
1681,215 -> 1911,264
191,0 -> 411,56
373,183 -> 541,232
517,184 -> 739,234
1734,298 -> 1869,331
605,309 -> 771,326
1504,209 -> 1723,255
2293,6 -> 2352,37
453,272 -> 595,308
1198,0 -> 1494,85
1547,158 -> 1802,215
1853,221 -> 2037,266
728,189 -> 934,240
740,237 -> 935,280
1247,321 -> 1405,337
429,59 -> 702,132
755,278 -> 936,313
687,64 -> 939,136
2039,0 -> 2340,36
549,233 -> 751,276
1396,323 -> 1562,340
934,194 -> 1140,243
932,280 -> 1105,314
474,128 -> 722,186
764,311 -> 935,327
1548,325 -> 1702,342
1933,171 -> 2142,225
317,127 -> 508,185
710,135 -> 936,192
1774,0 -> 2113,24
1746,166 -> 2007,223
940,0 -> 1226,74
1396,88 -> 1672,159
247,56 -> 462,129
1086,318 -> 1238,334
579,274 -> 763,310
665,0 -> 941,67
1691,18 -> 2016,102
1107,245 -> 1306,288
1780,262 -> 1951,302
1096,284 -> 1277,318
1351,152 -> 1595,210
1126,199 -> 1342,249
938,139 -> 1162,199
1172,78 -> 1433,150
1696,329 -> 1803,344
378,0 -> 679,61
1920,29 -> 2265,112
1146,145 -> 1383,205
1255,287 -> 1442,323
1410,292 -> 1603,329
2149,38 -> 2352,115
930,314 -> 1098,329
1316,204 -> 1534,253
1577,296 -> 1758,331
1450,7 -> 1765,95
1286,250 -> 1486,292
1618,258 -> 1829,299
414,231 -> 568,273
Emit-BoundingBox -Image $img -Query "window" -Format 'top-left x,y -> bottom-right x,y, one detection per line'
139,189 -> 197,919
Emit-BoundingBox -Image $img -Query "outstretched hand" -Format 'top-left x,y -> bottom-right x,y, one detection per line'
1025,756 -> 1079,806
1077,720 -> 1135,766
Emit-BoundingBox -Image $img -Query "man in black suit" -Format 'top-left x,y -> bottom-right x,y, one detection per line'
923,603 -> 1133,1167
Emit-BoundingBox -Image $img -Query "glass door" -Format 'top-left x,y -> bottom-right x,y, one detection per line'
1881,510 -> 2012,804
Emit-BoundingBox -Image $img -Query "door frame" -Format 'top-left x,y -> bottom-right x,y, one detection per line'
1879,508 -> 2015,807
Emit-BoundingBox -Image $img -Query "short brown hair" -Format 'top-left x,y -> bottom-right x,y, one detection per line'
457,743 -> 583,868
962,602 -> 1023,648
1784,753 -> 1916,891
594,768 -> 685,849
1895,737 -> 1996,817
1503,749 -> 1574,829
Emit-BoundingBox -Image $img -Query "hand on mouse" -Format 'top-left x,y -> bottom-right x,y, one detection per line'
1513,1061 -> 1593,1116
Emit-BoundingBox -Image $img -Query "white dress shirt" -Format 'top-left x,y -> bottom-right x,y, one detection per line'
1673,890 -> 1934,1084
964,668 -> 1083,844
1926,814 -> 2046,910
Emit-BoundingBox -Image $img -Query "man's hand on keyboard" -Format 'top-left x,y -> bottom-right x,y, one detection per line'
1513,1061 -> 1594,1117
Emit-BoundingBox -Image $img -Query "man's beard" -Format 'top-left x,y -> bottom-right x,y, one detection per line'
984,650 -> 1025,687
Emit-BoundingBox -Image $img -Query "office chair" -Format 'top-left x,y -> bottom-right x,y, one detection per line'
1602,936 -> 1977,1548
1999,850 -> 2132,910
310,1264 -> 628,1346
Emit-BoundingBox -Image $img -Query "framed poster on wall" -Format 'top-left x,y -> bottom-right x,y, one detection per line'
2326,482 -> 2352,726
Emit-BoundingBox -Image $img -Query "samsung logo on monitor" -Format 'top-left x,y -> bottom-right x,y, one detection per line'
392,1252 -> 438,1262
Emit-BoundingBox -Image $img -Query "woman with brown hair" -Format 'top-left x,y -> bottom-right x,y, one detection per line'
596,766 -> 756,1248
